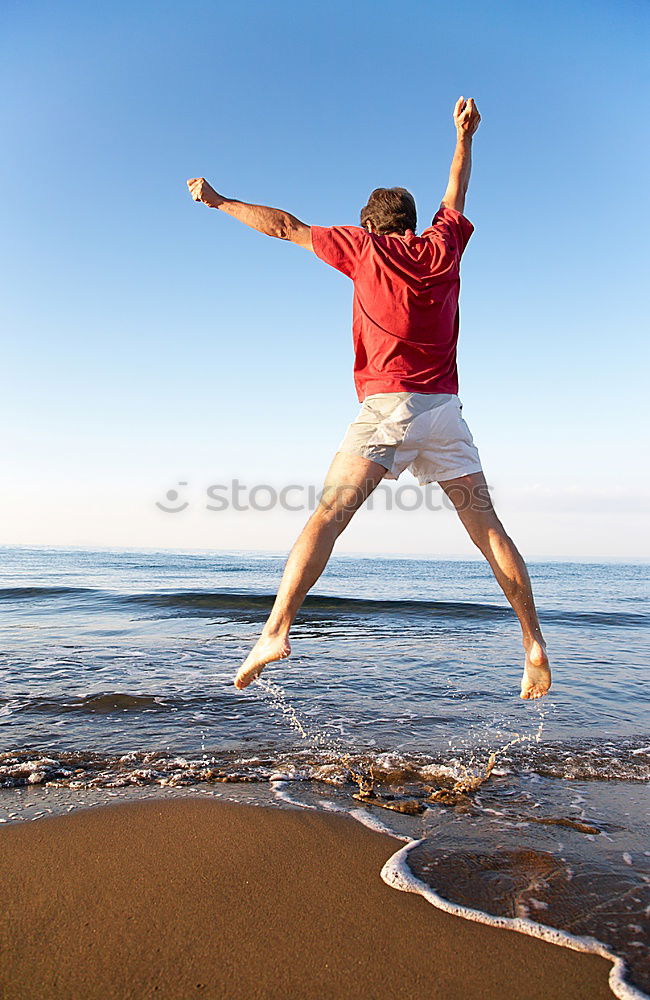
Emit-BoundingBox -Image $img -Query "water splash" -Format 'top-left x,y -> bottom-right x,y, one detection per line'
345,717 -> 548,814
432,718 -> 546,801
252,676 -> 549,816
253,676 -> 344,753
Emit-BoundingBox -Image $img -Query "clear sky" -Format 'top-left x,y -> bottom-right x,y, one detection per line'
2,0 -> 648,560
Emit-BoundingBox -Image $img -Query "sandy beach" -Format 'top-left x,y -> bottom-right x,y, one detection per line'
0,797 -> 615,999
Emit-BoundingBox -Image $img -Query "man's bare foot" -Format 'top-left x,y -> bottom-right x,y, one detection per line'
521,640 -> 551,700
234,633 -> 291,690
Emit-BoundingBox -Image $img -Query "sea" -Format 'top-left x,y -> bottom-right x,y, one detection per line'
0,546 -> 648,998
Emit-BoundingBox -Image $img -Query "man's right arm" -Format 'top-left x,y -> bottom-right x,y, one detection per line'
439,97 -> 481,217
187,178 -> 313,250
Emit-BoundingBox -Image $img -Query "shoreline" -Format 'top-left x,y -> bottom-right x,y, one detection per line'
0,797 -> 615,999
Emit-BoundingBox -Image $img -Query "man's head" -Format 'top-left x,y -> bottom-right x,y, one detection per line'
360,187 -> 417,236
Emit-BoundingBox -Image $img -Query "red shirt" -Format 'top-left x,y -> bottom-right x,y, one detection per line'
311,206 -> 474,401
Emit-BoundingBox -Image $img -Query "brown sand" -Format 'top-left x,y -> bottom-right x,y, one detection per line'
0,798 -> 614,999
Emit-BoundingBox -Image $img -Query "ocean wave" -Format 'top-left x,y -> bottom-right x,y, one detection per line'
120,591 -> 650,627
0,586 -> 101,600
1,585 -> 645,627
0,691 -> 233,717
6,693 -> 174,715
382,831 -> 650,999
0,738 -> 647,791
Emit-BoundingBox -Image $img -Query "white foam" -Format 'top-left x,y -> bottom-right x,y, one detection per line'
349,808 -> 413,842
270,779 -> 318,811
270,777 -> 414,843
380,839 -> 648,1000
317,798 -> 348,814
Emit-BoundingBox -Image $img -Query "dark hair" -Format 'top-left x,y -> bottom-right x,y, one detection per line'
360,187 -> 417,235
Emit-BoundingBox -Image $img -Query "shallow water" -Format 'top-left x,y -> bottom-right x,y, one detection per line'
0,546 -> 648,996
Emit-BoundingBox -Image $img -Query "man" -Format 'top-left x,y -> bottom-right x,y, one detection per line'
187,96 -> 551,700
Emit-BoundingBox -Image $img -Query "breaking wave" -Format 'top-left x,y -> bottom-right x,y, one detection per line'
1,585 -> 646,628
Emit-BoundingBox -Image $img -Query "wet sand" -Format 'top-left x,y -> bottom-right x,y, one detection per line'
0,798 -> 614,999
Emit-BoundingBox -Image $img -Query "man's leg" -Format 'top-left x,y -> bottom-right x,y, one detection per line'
439,471 -> 551,699
234,451 -> 386,688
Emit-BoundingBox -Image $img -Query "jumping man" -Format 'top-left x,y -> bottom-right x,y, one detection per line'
187,97 -> 552,700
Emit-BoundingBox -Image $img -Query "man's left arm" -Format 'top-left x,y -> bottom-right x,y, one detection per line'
439,97 -> 481,217
187,178 -> 313,250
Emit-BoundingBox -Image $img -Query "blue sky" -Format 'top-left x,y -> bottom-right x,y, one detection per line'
1,0 -> 648,559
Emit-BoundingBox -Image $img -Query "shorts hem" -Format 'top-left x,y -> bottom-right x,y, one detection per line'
415,462 -> 483,486
335,446 -> 394,473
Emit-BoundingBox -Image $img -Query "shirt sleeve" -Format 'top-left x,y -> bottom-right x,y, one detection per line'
311,225 -> 369,279
421,206 -> 474,258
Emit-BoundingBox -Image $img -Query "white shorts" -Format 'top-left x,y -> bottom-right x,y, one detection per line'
337,392 -> 483,485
